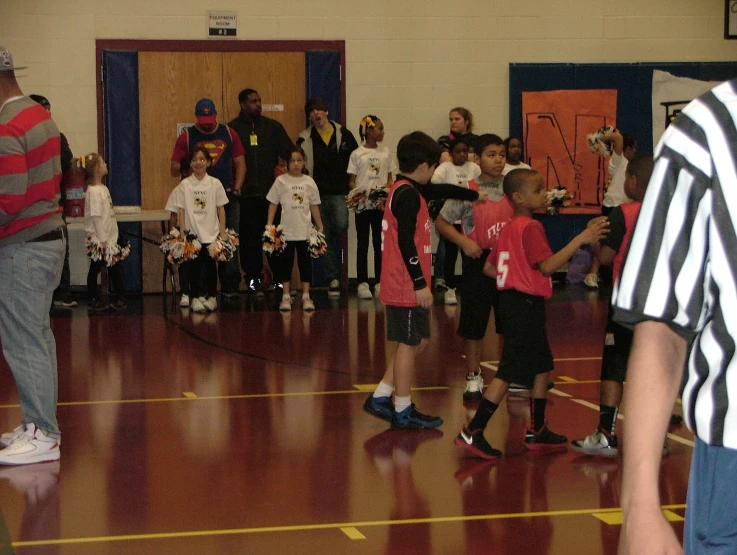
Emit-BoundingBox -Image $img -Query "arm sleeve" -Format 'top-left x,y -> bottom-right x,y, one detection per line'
601,206 -> 626,253
415,182 -> 480,202
171,132 -> 188,162
612,124 -> 712,339
60,132 -> 73,174
522,221 -> 553,267
214,179 -> 229,206
229,128 -> 246,158
265,180 -> 281,205
391,185 -> 427,289
347,150 -> 359,176
277,123 -> 296,161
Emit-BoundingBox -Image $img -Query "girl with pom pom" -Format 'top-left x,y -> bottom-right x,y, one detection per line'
347,115 -> 395,300
171,147 -> 229,313
265,147 -> 323,312
83,153 -> 128,314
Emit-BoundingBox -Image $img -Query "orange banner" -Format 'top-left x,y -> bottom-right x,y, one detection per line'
522,89 -> 617,212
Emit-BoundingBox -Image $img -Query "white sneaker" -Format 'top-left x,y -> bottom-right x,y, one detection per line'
279,295 -> 292,312
302,295 -> 315,312
328,279 -> 341,297
463,373 -> 484,401
583,274 -> 599,289
0,424 -> 60,466
357,282 -> 373,299
191,297 -> 206,313
203,297 -> 217,311
179,294 -> 190,308
374,283 -> 380,297
571,429 -> 619,457
444,288 -> 458,305
0,424 -> 25,448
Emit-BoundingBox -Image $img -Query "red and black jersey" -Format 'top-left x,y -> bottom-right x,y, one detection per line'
379,179 -> 432,307
492,215 -> 553,299
612,201 -> 642,283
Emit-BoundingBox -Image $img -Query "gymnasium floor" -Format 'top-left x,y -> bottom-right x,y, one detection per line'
0,285 -> 691,554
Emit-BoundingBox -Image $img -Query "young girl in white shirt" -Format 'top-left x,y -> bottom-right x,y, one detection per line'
173,147 -> 228,313
430,136 -> 481,305
347,115 -> 396,300
502,136 -> 531,176
83,153 -> 126,314
266,147 -> 324,312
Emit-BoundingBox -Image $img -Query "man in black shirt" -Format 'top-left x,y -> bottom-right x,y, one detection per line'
228,89 -> 294,294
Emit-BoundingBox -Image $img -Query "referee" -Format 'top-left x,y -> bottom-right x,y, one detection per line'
613,79 -> 737,554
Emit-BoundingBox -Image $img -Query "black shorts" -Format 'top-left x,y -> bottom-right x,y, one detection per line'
495,290 -> 554,388
386,305 -> 430,347
601,304 -> 633,384
457,250 -> 500,340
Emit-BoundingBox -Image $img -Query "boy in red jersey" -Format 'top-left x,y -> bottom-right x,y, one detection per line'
362,131 -> 486,429
435,134 -> 514,402
571,154 -> 653,457
454,169 -> 609,458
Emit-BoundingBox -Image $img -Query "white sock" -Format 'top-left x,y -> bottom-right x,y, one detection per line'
394,395 -> 411,413
373,381 -> 394,399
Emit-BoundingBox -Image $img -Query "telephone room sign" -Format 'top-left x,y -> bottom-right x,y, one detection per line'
208,12 -> 237,37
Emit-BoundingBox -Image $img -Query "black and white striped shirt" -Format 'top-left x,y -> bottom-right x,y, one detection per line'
613,79 -> 737,448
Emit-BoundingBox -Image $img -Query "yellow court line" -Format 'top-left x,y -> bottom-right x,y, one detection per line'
13,504 -> 687,547
0,386 -> 450,410
182,392 -> 197,398
557,376 -> 577,383
340,527 -> 366,540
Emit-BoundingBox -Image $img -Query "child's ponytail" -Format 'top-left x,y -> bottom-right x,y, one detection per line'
81,153 -> 102,184
359,115 -> 380,143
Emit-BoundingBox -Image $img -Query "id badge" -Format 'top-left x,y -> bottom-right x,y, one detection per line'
250,133 -> 258,146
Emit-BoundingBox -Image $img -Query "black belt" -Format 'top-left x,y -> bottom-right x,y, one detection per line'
30,227 -> 65,243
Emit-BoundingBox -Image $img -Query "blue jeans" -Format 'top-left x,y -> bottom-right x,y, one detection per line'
219,192 -> 242,292
319,195 -> 349,283
0,238 -> 65,438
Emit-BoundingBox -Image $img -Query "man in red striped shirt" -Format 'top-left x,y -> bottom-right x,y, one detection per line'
0,46 -> 65,465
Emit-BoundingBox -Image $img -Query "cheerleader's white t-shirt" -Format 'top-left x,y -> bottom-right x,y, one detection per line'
266,174 -> 321,241
173,174 -> 228,244
347,145 -> 396,192
431,160 -> 481,188
84,184 -> 119,244
502,161 -> 531,176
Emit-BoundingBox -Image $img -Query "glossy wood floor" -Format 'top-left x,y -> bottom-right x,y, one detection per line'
0,285 -> 692,555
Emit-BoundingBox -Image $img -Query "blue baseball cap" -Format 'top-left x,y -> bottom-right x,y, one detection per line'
195,98 -> 217,124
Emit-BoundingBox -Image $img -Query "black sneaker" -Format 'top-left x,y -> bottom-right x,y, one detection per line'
362,394 -> 393,422
247,278 -> 264,297
454,427 -> 502,460
390,404 -> 443,430
524,425 -> 568,452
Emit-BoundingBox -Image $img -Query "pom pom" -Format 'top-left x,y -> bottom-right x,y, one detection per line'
367,186 -> 389,210
587,125 -> 616,157
307,226 -> 328,258
262,224 -> 287,254
208,228 -> 240,261
546,187 -> 572,215
159,229 -> 201,264
345,188 -> 369,212
86,236 -> 131,267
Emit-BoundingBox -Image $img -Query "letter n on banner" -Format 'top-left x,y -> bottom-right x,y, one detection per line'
522,90 -> 616,211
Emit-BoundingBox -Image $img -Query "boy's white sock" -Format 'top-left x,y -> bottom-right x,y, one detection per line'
373,381 -> 394,399
394,395 -> 411,413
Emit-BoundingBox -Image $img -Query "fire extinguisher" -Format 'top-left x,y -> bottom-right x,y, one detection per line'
62,158 -> 85,217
